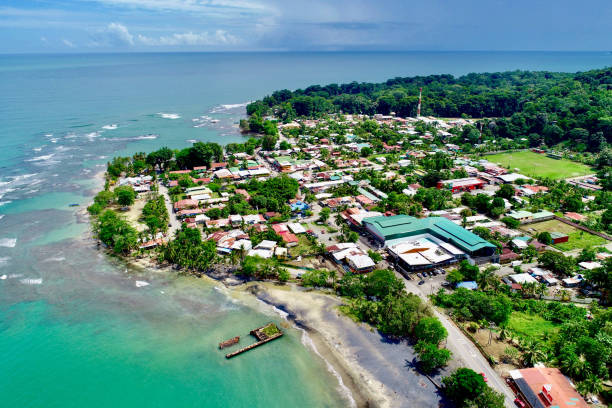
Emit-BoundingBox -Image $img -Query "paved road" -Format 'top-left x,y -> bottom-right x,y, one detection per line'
158,183 -> 181,238
402,278 -> 516,407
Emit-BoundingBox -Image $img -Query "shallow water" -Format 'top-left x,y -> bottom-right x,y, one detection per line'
0,51 -> 610,407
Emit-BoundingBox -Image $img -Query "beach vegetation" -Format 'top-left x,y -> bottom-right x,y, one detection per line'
158,225 -> 217,271
443,367 -> 486,401
93,209 -> 139,254
415,341 -> 451,373
114,185 -> 136,207
301,269 -> 334,288
141,194 -> 169,234
238,255 -> 287,280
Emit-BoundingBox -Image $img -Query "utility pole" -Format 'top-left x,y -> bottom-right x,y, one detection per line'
416,87 -> 422,118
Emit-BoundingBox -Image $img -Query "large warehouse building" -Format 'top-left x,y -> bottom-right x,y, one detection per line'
363,215 -> 497,270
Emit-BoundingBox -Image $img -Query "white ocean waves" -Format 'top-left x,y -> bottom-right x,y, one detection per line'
210,102 -> 251,113
0,173 -> 40,202
0,238 -> 17,248
101,134 -> 157,142
102,124 -> 118,130
85,131 -> 101,141
135,280 -> 150,288
20,278 -> 43,285
0,256 -> 10,267
222,102 -> 250,109
157,112 -> 181,119
26,154 -> 55,162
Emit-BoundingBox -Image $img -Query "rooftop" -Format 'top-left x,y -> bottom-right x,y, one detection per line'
364,215 -> 495,253
510,367 -> 587,408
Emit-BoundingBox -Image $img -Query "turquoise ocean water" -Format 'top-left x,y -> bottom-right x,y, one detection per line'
1,52 -> 611,408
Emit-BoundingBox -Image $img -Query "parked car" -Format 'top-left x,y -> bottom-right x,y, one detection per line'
514,398 -> 526,408
418,280 -> 425,285
417,273 -> 423,279
435,268 -> 445,275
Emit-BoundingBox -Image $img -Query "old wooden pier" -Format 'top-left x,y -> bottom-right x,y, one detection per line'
224,323 -> 283,359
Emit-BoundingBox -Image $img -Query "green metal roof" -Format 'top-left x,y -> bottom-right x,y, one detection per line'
532,210 -> 554,219
508,210 -> 533,219
363,215 -> 495,253
357,188 -> 378,202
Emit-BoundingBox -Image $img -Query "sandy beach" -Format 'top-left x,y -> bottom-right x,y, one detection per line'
243,282 -> 448,408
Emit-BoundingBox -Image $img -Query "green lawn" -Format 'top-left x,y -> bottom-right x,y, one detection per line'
507,311 -> 559,339
520,219 -> 607,251
289,235 -> 318,257
484,151 -> 592,179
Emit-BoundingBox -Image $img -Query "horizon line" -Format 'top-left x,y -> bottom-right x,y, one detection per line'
1,50 -> 611,57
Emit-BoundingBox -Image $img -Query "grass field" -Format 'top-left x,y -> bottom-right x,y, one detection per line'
508,311 -> 560,339
520,219 -> 607,251
484,151 -> 592,179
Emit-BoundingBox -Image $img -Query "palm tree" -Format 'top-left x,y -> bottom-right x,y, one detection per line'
560,353 -> 587,380
576,374 -> 603,397
498,325 -> 511,341
328,269 -> 337,290
521,343 -> 546,367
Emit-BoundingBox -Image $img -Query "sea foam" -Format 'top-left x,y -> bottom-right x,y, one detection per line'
20,278 -> 43,285
102,124 -> 118,130
26,154 -> 55,162
0,238 -> 17,248
157,113 -> 181,119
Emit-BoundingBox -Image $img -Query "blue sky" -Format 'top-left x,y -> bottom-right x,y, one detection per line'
1,0 -> 610,53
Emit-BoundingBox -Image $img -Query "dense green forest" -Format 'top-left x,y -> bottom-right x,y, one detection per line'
247,67 -> 611,151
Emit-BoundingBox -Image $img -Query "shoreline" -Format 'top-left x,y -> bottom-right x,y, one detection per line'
109,246 -> 398,407
248,282 -> 388,408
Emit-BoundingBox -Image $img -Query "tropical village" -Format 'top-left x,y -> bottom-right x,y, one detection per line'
88,69 -> 612,408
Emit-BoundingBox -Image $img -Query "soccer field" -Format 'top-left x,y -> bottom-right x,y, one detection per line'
484,151 -> 593,179
520,219 -> 607,251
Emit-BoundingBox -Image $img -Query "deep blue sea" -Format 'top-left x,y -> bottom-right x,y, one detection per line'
0,51 -> 610,408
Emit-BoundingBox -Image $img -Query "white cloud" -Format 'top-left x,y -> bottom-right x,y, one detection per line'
106,22 -> 134,45
137,29 -> 238,46
40,36 -> 48,43
89,22 -> 135,47
86,0 -> 266,14
62,39 -> 75,47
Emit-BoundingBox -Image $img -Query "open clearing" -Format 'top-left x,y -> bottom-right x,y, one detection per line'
507,311 -> 560,339
520,219 -> 607,251
484,151 -> 592,179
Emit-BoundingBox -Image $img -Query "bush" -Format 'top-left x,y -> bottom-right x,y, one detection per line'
501,216 -> 520,229
114,185 -> 136,207
87,202 -> 103,215
414,317 -> 448,345
416,341 -> 451,373
537,231 -> 552,245
442,368 -> 487,406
